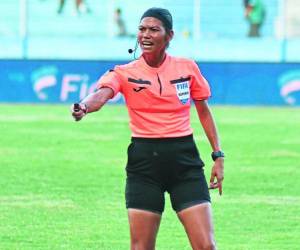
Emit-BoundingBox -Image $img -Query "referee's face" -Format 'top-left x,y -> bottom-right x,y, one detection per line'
138,17 -> 172,55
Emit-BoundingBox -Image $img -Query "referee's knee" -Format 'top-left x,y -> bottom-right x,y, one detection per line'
192,238 -> 216,250
201,240 -> 216,250
130,240 -> 155,250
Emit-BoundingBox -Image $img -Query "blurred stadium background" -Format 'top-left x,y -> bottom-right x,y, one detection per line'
0,0 -> 300,61
1,1 -> 300,249
1,0 -> 300,105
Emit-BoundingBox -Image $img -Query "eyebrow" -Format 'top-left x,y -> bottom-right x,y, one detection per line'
138,25 -> 160,29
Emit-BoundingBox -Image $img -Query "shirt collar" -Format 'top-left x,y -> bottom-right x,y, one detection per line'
137,53 -> 170,73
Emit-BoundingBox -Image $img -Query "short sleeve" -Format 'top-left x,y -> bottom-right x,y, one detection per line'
189,61 -> 211,100
96,69 -> 122,98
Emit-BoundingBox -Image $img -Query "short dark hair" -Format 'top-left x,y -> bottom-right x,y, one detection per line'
141,7 -> 173,35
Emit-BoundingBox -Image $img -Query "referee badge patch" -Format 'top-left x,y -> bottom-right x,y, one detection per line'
175,81 -> 190,104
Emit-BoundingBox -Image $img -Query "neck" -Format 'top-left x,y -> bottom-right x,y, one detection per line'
143,52 -> 167,68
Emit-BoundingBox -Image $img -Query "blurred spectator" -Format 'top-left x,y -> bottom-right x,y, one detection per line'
244,0 -> 266,37
243,0 -> 250,8
113,8 -> 130,37
57,0 -> 91,15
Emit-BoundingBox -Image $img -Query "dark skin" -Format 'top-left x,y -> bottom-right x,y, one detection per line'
137,17 -> 173,67
72,18 -> 224,195
71,16 -> 224,250
194,100 -> 224,195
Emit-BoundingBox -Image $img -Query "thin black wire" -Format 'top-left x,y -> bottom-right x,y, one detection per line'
133,40 -> 139,60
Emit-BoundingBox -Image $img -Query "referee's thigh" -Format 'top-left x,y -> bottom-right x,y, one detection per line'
168,140 -> 210,212
125,141 -> 165,214
177,203 -> 216,250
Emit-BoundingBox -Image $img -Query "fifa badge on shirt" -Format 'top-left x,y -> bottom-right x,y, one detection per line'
175,81 -> 190,104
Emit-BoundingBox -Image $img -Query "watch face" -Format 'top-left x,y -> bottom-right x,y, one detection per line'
217,152 -> 224,157
212,151 -> 224,161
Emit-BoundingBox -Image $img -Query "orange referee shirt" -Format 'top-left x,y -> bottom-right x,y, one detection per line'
97,54 -> 211,138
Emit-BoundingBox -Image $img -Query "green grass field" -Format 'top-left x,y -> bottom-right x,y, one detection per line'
0,104 -> 299,250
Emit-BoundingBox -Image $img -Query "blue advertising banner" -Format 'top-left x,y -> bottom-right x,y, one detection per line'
0,60 -> 125,104
0,60 -> 300,106
200,62 -> 300,106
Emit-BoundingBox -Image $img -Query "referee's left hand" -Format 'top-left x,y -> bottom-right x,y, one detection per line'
209,158 -> 224,195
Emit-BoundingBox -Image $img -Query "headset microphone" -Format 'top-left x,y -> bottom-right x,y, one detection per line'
128,40 -> 139,55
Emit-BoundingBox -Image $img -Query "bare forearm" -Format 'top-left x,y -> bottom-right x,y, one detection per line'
81,87 -> 113,113
194,100 -> 221,151
200,110 -> 221,151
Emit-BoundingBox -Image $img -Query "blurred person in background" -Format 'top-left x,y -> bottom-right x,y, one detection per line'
244,0 -> 266,37
71,7 -> 224,250
114,8 -> 128,37
113,8 -> 135,38
57,0 -> 91,15
243,0 -> 250,9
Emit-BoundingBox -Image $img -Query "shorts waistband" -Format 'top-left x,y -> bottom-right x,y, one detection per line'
131,134 -> 193,143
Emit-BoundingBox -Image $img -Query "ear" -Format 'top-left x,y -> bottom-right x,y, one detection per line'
166,30 -> 174,43
168,30 -> 174,41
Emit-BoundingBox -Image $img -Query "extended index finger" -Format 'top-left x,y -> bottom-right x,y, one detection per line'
218,180 -> 223,195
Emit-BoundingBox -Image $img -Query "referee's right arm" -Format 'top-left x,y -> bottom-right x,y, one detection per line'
71,87 -> 114,121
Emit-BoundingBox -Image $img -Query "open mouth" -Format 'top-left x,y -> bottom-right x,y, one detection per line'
142,41 -> 154,49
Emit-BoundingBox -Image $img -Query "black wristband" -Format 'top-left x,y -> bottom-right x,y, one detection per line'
211,151 -> 225,161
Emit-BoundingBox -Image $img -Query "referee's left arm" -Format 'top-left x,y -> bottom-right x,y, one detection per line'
194,100 -> 224,195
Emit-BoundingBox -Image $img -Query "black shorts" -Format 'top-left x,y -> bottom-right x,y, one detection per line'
125,134 -> 210,214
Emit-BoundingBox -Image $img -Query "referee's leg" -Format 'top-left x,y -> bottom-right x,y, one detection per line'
177,203 -> 216,250
128,209 -> 161,250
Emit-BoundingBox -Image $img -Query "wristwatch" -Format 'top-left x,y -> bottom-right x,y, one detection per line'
211,151 -> 225,161
80,103 -> 88,114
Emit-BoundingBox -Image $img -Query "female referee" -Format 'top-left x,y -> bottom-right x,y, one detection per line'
71,7 -> 224,250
